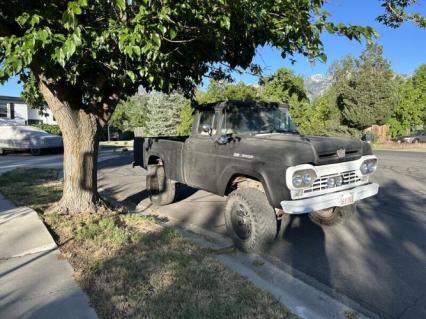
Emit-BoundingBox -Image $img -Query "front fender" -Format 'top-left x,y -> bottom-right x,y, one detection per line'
216,164 -> 290,208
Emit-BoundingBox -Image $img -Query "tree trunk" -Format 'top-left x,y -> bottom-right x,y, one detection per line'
39,81 -> 109,214
58,110 -> 107,214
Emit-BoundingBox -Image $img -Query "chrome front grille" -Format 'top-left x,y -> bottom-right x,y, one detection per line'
303,170 -> 361,194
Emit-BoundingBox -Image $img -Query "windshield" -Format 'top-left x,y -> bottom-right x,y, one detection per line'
222,104 -> 298,135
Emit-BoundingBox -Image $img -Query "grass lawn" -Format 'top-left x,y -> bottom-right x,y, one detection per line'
0,168 -> 296,319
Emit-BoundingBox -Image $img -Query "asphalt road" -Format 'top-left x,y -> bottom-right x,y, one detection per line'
97,150 -> 426,319
0,148 -> 121,174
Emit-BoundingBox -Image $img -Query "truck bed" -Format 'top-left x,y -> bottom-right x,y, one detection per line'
134,136 -> 189,182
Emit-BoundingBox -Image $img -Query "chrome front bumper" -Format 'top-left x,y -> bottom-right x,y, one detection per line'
280,183 -> 379,214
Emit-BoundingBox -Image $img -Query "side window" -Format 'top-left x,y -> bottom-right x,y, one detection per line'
197,111 -> 215,135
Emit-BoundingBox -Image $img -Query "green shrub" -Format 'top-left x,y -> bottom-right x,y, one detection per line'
32,123 -> 62,135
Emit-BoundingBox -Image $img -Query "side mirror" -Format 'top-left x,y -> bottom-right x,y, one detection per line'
201,124 -> 212,135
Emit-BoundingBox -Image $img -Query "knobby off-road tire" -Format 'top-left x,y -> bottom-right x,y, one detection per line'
224,188 -> 277,252
308,204 -> 356,227
146,165 -> 175,206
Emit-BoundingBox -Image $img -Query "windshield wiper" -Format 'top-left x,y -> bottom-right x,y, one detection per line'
251,129 -> 299,135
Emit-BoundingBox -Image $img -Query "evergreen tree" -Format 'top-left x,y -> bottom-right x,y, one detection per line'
335,43 -> 398,130
145,92 -> 187,136
176,102 -> 194,136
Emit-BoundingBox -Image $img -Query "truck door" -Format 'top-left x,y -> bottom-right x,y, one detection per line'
183,109 -> 219,192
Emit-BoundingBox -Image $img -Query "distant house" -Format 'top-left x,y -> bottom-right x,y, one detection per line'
0,95 -> 56,125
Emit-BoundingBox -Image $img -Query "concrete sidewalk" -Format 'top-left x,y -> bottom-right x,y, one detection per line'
0,193 -> 97,319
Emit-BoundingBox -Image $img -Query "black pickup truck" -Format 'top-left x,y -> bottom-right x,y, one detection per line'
134,101 -> 379,251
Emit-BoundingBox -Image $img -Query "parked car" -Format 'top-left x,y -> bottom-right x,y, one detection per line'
396,130 -> 426,144
0,125 -> 63,155
134,101 -> 379,252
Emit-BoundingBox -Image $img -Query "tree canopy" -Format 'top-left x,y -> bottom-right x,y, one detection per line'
1,1 -> 375,104
196,81 -> 259,104
259,68 -> 311,130
110,94 -> 148,131
388,64 -> 426,136
378,0 -> 426,28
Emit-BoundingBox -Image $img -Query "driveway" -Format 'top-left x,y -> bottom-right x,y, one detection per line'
98,150 -> 426,319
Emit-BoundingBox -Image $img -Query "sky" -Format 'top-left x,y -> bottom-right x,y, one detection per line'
1,0 -> 425,97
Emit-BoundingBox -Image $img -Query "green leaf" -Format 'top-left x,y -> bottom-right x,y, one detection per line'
116,0 -> 126,11
319,53 -> 327,63
64,38 -> 76,58
126,70 -> 136,82
169,29 -> 177,40
16,13 -> 29,26
152,33 -> 161,47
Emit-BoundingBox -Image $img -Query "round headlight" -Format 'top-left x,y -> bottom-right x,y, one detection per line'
335,175 -> 343,186
360,162 -> 369,175
327,177 -> 336,188
303,174 -> 313,185
367,161 -> 377,173
360,159 -> 377,175
293,175 -> 303,188
291,169 -> 316,188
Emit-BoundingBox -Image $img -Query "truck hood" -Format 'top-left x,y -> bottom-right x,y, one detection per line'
252,133 -> 365,164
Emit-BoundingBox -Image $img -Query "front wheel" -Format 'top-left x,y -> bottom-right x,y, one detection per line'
224,188 -> 277,252
308,204 -> 356,227
146,165 -> 175,206
0,148 -> 6,156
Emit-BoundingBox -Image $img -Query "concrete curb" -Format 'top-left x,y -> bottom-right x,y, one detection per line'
0,206 -> 57,260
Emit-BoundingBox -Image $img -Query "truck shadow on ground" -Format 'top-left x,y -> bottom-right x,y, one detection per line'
122,184 -> 199,205
269,180 -> 425,319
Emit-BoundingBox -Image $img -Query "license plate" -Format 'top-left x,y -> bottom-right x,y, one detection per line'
340,193 -> 354,206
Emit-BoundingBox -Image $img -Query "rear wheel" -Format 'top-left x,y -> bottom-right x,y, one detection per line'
224,188 -> 277,252
0,148 -> 5,156
308,204 -> 356,226
146,165 -> 175,206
